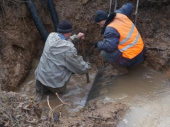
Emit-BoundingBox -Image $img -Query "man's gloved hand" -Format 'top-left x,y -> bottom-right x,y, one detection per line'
94,42 -> 98,48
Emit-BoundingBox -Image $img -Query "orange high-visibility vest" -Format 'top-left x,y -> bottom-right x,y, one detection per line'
107,13 -> 144,59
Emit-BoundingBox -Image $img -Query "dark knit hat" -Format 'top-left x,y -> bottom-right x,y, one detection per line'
94,10 -> 108,23
57,20 -> 72,33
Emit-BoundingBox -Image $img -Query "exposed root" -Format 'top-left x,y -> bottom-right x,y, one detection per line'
46,93 -> 71,122
47,95 -> 53,120
55,92 -> 71,106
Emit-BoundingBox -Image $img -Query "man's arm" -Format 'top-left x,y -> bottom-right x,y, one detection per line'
69,32 -> 85,43
64,48 -> 90,75
69,34 -> 79,43
97,27 -> 120,52
115,3 -> 133,17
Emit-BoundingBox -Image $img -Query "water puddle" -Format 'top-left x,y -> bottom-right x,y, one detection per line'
97,66 -> 170,127
19,58 -> 97,113
19,59 -> 170,126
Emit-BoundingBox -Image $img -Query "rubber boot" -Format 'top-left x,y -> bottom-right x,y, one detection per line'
111,63 -> 128,76
35,84 -> 44,102
102,64 -> 128,77
35,80 -> 50,101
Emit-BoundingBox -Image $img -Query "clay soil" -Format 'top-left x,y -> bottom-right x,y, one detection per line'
0,0 -> 170,90
0,91 -> 127,127
0,0 -> 170,126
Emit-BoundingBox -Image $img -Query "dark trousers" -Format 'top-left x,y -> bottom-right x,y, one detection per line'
35,80 -> 66,94
101,48 -> 145,67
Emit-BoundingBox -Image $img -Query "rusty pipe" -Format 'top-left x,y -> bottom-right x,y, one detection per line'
81,40 -> 90,83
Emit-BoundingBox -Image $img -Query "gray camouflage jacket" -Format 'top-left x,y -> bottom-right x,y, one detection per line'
35,32 -> 89,88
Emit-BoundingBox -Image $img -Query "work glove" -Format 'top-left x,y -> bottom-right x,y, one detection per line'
93,41 -> 98,48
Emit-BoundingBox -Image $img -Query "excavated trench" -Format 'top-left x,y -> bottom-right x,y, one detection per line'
87,65 -> 170,127
0,0 -> 170,126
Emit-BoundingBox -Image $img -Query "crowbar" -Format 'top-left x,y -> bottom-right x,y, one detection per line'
109,0 -> 113,15
109,0 -> 117,15
81,40 -> 90,83
134,0 -> 140,25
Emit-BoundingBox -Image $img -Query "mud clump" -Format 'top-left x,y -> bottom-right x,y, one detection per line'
0,91 -> 53,127
0,91 -> 127,127
57,100 -> 128,127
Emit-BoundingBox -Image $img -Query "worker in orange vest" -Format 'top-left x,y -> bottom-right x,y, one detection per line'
94,3 -> 145,74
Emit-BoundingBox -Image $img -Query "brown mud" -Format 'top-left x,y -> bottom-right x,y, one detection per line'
0,0 -> 170,126
0,91 -> 127,127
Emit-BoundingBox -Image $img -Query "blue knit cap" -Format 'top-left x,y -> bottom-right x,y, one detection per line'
94,10 -> 108,23
57,20 -> 72,33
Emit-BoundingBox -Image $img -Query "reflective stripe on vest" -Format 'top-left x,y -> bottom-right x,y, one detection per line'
120,32 -> 139,52
107,13 -> 144,59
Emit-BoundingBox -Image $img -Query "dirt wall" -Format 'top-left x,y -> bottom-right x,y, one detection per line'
0,0 -> 52,90
0,0 -> 170,91
137,1 -> 170,71
53,0 -> 170,70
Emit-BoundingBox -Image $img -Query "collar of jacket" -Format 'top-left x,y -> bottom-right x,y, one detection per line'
58,33 -> 66,40
101,12 -> 116,35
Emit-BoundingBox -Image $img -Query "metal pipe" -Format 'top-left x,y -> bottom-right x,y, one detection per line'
109,0 -> 113,15
81,40 -> 90,83
134,0 -> 140,25
114,0 -> 117,11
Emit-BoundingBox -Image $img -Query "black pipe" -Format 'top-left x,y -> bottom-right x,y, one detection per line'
26,0 -> 48,42
0,0 -> 5,17
47,0 -> 59,32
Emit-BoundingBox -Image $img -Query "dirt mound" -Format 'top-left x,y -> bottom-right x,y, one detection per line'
0,91 -> 53,127
50,100 -> 128,127
0,91 -> 127,127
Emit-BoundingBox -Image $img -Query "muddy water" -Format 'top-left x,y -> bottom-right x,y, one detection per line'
19,58 -> 97,113
97,66 -> 170,127
19,59 -> 170,126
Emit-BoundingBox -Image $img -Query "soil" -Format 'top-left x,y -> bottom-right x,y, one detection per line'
57,100 -> 127,127
0,91 -> 127,127
0,0 -> 169,90
0,0 -> 170,126
0,92 -> 45,127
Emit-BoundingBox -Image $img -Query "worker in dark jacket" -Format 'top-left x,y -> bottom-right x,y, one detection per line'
94,3 -> 145,74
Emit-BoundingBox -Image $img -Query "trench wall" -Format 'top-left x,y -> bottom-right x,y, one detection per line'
0,0 -> 170,90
